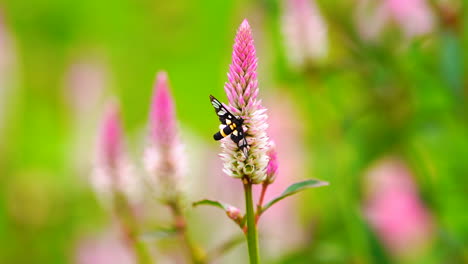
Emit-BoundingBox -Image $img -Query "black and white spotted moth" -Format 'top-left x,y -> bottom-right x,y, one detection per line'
209,95 -> 249,157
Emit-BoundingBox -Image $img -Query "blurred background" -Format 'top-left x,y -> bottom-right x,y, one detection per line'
0,0 -> 467,263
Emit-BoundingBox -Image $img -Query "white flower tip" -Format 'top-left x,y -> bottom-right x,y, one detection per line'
240,19 -> 250,30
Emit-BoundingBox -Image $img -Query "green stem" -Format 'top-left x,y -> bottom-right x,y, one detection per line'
113,191 -> 152,264
243,180 -> 260,264
133,239 -> 153,264
170,201 -> 206,264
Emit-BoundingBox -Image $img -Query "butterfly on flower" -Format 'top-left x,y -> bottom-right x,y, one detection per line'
209,95 -> 249,157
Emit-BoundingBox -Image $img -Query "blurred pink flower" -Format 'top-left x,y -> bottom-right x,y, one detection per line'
0,11 -> 16,132
98,103 -> 122,170
64,56 -> 110,183
355,0 -> 434,41
220,19 -> 271,184
65,58 -> 107,116
386,0 -> 434,37
144,71 -> 185,201
74,230 -> 135,264
281,0 -> 328,69
149,72 -> 177,145
364,158 -> 434,256
93,103 -> 140,206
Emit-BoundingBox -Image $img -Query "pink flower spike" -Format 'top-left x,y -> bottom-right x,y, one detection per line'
265,143 -> 279,184
150,71 -> 176,146
281,0 -> 328,69
144,71 -> 185,201
386,0 -> 434,37
220,19 -> 272,184
99,102 -> 123,170
93,102 -> 141,207
364,158 -> 434,257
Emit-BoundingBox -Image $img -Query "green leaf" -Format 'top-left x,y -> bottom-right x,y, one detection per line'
260,179 -> 329,214
193,199 -> 244,228
192,199 -> 230,210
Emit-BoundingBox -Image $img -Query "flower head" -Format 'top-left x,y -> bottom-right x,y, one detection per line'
93,102 -> 140,206
265,143 -> 278,184
364,158 -> 433,257
281,0 -> 328,69
220,19 -> 271,184
355,0 -> 434,41
150,72 -> 176,145
98,103 -> 123,171
144,71 -> 185,201
65,58 -> 107,116
386,0 -> 434,37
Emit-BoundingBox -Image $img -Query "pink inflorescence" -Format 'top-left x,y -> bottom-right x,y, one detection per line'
220,19 -> 271,184
281,0 -> 328,69
144,71 -> 185,200
150,72 -> 177,146
265,143 -> 278,184
364,158 -> 433,256
99,103 -> 123,170
386,0 -> 434,37
355,0 -> 434,41
93,102 -> 141,206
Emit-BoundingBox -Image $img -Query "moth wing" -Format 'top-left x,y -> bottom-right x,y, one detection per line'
230,126 -> 249,157
210,95 -> 235,125
238,137 -> 249,157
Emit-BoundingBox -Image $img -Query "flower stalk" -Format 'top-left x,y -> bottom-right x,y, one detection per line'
196,18 -> 328,263
146,72 -> 205,264
219,19 -> 271,263
168,200 -> 206,264
112,190 -> 152,264
94,103 -> 152,264
243,179 -> 260,264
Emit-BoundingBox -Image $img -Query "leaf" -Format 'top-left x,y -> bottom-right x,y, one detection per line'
260,179 -> 329,214
193,199 -> 230,210
193,199 -> 244,228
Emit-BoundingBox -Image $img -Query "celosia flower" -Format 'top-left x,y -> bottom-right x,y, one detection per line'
364,158 -> 433,257
386,0 -> 434,37
65,58 -> 107,116
220,19 -> 271,184
281,0 -> 328,69
98,103 -> 122,170
355,0 -> 434,41
144,71 -> 185,201
149,72 -> 177,145
265,142 -> 278,184
93,103 -> 140,206
0,11 -> 16,131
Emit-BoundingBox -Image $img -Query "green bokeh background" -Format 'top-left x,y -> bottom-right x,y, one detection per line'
0,0 -> 467,263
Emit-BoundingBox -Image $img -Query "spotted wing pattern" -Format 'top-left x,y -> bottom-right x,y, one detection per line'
209,95 -> 233,125
209,95 -> 249,157
230,126 -> 249,158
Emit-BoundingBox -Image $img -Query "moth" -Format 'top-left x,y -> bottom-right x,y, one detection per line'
209,95 -> 249,157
